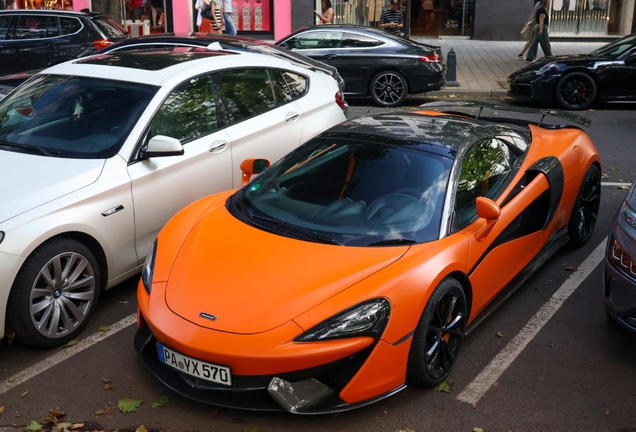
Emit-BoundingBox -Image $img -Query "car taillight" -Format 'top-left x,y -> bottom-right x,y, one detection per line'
93,39 -> 113,50
335,90 -> 347,111
420,54 -> 441,63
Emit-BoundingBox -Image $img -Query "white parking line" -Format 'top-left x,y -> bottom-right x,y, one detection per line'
457,238 -> 607,405
0,313 -> 136,395
601,182 -> 633,187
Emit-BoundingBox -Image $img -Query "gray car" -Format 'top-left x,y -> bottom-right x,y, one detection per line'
604,181 -> 636,335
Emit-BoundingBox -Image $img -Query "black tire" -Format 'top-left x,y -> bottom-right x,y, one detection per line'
7,238 -> 101,349
370,70 -> 408,107
406,277 -> 467,387
555,72 -> 597,110
568,164 -> 601,247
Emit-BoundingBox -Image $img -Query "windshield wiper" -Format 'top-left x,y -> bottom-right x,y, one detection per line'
0,141 -> 61,157
368,239 -> 416,246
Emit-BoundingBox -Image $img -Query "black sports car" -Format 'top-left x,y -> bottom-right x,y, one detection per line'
604,181 -> 636,336
508,34 -> 636,110
276,25 -> 447,107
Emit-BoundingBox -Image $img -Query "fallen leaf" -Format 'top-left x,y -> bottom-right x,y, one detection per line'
473,428 -> 484,432
564,264 -> 578,272
605,409 -> 610,415
243,427 -> 260,432
432,380 -> 454,393
0,406 -> 5,414
21,391 -> 28,398
492,382 -> 499,387
496,331 -> 504,338
118,397 -> 143,413
611,167 -> 620,171
135,426 -> 148,432
382,410 -> 388,415
396,428 -> 415,432
619,185 -> 630,190
152,396 -> 170,408
22,420 -> 43,431
99,326 -> 112,333
95,408 -> 111,416
601,174 -> 610,179
102,378 -> 111,384
43,409 -> 66,426
472,404 -> 477,409
70,423 -> 83,430
63,340 -> 78,348
549,344 -> 554,348
52,422 -> 74,432
103,384 -> 113,391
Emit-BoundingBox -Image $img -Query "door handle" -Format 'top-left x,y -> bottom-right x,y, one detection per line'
325,54 -> 337,59
209,140 -> 228,152
285,112 -> 300,122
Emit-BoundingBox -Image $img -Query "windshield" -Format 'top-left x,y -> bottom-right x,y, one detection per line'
589,34 -> 636,58
0,74 -> 157,158
232,137 -> 452,246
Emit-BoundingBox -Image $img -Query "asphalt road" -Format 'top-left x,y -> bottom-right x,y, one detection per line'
1,99 -> 635,432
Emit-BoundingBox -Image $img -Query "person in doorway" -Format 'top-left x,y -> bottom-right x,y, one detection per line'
314,0 -> 334,25
127,0 -> 143,20
221,0 -> 237,35
422,0 -> 434,28
379,0 -> 404,35
195,0 -> 205,31
525,0 -> 552,61
518,0 -> 542,59
150,0 -> 163,28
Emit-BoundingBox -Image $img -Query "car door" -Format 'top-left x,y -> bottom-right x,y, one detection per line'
3,14 -> 52,74
127,73 -> 233,262
336,31 -> 386,95
281,30 -> 343,67
217,68 -> 304,187
0,15 -> 13,75
453,138 -> 549,317
601,49 -> 636,101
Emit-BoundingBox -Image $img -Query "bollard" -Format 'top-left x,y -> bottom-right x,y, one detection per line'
445,47 -> 461,87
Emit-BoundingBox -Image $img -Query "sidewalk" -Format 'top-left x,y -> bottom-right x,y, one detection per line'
410,38 -> 606,96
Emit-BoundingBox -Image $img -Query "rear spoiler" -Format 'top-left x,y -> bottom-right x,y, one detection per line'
419,100 -> 593,128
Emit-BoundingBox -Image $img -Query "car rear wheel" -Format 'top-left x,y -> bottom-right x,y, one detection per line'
370,71 -> 408,107
406,277 -> 466,387
7,238 -> 101,349
568,164 -> 601,247
555,72 -> 597,110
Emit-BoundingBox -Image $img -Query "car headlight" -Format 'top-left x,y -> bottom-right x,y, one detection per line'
295,298 -> 391,342
534,61 -> 557,75
141,239 -> 157,293
620,201 -> 636,229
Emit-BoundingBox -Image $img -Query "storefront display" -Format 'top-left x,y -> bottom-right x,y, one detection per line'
3,0 -> 73,8
233,0 -> 270,32
549,0 -> 635,36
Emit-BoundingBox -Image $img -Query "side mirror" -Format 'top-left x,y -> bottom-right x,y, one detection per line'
240,158 -> 270,186
278,42 -> 289,49
475,197 -> 500,241
142,135 -> 184,159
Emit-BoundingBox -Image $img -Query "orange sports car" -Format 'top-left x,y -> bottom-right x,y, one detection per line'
134,103 -> 601,414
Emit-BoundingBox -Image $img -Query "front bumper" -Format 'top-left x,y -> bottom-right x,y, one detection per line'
507,74 -> 558,103
134,314 -> 406,414
603,230 -> 636,335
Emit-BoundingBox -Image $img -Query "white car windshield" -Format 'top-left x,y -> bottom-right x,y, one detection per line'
0,74 -> 158,159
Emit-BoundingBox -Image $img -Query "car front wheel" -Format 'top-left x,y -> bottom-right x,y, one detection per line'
555,72 -> 597,110
370,71 -> 408,107
406,277 -> 466,387
7,238 -> 101,349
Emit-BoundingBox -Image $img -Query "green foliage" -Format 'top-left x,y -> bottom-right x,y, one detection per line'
432,380 -> 454,393
22,421 -> 42,432
152,396 -> 170,408
118,397 -> 143,413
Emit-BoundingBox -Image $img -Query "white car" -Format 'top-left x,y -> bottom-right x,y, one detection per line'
0,46 -> 347,348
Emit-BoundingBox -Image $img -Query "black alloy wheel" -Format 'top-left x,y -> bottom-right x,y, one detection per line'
407,277 -> 466,387
555,72 -> 597,110
568,164 -> 601,247
370,71 -> 408,107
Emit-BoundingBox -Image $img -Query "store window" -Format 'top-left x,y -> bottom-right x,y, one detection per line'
549,0 -> 636,36
233,0 -> 270,32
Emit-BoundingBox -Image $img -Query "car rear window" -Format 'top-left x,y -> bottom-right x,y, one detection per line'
91,17 -> 127,39
59,17 -> 82,35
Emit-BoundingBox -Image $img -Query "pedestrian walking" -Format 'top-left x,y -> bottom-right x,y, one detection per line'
518,0 -> 542,59
525,0 -> 552,62
221,0 -> 237,35
379,0 -> 404,36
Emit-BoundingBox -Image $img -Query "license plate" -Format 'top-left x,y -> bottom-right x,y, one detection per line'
157,343 -> 232,386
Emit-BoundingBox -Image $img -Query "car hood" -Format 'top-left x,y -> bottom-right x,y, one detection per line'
0,151 -> 105,223
164,205 -> 408,335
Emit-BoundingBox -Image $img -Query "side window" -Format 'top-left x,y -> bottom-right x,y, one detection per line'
285,31 -> 342,50
281,71 -> 308,100
454,138 -> 513,227
59,17 -> 82,35
149,74 -> 219,143
341,33 -> 384,48
14,15 -> 48,40
218,68 -> 275,125
46,17 -> 60,37
0,16 -> 11,41
268,69 -> 292,107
